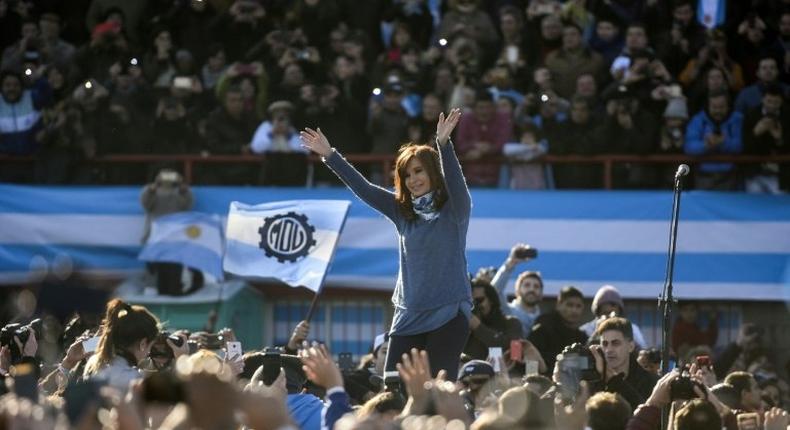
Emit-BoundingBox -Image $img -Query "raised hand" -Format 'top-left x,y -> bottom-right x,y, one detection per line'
299,343 -> 343,389
397,348 -> 434,405
300,127 -> 333,157
436,108 -> 462,146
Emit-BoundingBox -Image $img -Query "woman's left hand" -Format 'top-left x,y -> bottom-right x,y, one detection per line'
436,108 -> 461,146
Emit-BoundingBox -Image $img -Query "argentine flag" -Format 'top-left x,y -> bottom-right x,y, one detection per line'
224,200 -> 351,293
138,212 -> 224,280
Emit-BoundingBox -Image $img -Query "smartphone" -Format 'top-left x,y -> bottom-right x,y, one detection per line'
506,46 -> 519,64
82,336 -> 101,353
173,76 -> 192,89
525,360 -> 539,375
261,353 -> 282,386
695,355 -> 712,368
226,341 -> 242,362
736,412 -> 760,430
338,352 -> 354,371
514,247 -> 538,259
510,340 -> 523,363
488,347 -> 503,372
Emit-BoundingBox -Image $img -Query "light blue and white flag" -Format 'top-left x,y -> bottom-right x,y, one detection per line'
224,200 -> 351,292
138,212 -> 224,280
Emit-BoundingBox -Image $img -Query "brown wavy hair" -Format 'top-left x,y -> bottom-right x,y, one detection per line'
85,299 -> 159,374
394,144 -> 448,221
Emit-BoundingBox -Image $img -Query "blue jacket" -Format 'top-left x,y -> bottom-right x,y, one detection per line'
287,393 -> 323,430
684,110 -> 743,173
322,389 -> 353,430
0,78 -> 52,155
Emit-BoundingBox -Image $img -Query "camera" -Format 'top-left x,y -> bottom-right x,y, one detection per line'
514,247 -> 538,259
556,343 -> 600,401
0,319 -> 42,363
670,367 -> 706,401
260,347 -> 282,385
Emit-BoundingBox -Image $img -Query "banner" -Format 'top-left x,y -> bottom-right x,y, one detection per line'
138,212 -> 224,280
0,185 -> 787,301
223,200 -> 351,292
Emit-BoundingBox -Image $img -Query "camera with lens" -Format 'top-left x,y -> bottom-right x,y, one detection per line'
0,319 -> 42,363
670,367 -> 706,401
556,343 -> 600,401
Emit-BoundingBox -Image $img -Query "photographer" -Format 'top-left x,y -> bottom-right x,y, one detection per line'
589,317 -> 657,411
742,84 -> 789,193
463,279 -> 523,361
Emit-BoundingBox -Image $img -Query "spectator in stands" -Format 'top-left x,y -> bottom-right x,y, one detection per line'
490,244 -> 542,336
742,83 -> 789,193
249,100 -> 308,186
464,278 -> 523,361
655,0 -> 707,77
200,84 -> 257,184
734,56 -> 789,113
209,0 -> 270,62
0,69 -> 51,156
37,13 -> 76,68
724,371 -> 763,413
589,17 -> 624,68
215,61 -> 268,120
581,285 -> 648,349
368,81 -> 409,155
600,87 -> 657,188
73,20 -> 130,83
672,301 -> 718,360
532,13 -> 564,65
142,27 -> 177,90
545,23 -> 605,99
455,88 -> 513,187
688,65 -> 734,114
679,29 -> 744,94
610,23 -> 650,81
528,286 -> 587,373
501,122 -> 548,189
732,14 -> 773,83
1,18 -> 37,71
494,6 -> 532,89
769,12 -> 790,82
85,2 -> 147,47
684,89 -> 744,190
147,95 -> 199,176
589,317 -> 657,410
408,92 -> 441,145
436,0 -> 498,60
549,95 -> 604,188
655,97 -> 689,187
200,44 -> 227,91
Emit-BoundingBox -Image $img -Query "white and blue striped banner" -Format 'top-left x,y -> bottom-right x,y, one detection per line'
0,185 -> 788,301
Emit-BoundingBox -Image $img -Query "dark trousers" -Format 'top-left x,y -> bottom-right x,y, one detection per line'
384,312 -> 469,381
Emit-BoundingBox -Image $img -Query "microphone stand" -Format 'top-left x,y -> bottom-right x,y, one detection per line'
659,170 -> 686,430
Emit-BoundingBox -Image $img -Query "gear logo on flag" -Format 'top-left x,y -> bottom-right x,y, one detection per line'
258,212 -> 316,263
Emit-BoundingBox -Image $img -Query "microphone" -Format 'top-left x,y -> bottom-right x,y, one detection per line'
675,164 -> 690,179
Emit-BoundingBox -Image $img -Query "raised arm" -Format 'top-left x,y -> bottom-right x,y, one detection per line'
435,109 -> 471,221
300,127 -> 399,221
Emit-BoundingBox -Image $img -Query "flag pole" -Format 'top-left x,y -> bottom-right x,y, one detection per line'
305,290 -> 321,323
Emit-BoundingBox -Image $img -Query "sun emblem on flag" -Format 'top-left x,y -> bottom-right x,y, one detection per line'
185,225 -> 202,239
258,212 -> 316,263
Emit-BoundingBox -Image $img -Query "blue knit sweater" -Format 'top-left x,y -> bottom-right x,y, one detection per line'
324,141 -> 473,335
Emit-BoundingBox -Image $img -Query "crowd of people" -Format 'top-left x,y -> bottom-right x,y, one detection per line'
0,243 -> 788,429
0,0 -> 788,190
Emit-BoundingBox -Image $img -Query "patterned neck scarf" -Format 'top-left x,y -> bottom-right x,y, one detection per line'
412,191 -> 439,221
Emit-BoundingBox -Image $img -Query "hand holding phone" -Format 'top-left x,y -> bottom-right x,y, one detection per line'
488,347 -> 503,372
226,341 -> 242,362
82,336 -> 101,354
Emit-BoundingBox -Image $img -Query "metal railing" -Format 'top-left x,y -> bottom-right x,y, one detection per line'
2,153 -> 788,189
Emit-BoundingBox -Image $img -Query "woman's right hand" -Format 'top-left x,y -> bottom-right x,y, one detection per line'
300,127 -> 333,158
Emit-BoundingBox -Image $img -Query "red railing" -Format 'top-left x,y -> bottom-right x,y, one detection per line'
2,153 -> 788,189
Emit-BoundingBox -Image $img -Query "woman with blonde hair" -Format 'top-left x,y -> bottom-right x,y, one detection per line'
300,108 -> 472,381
